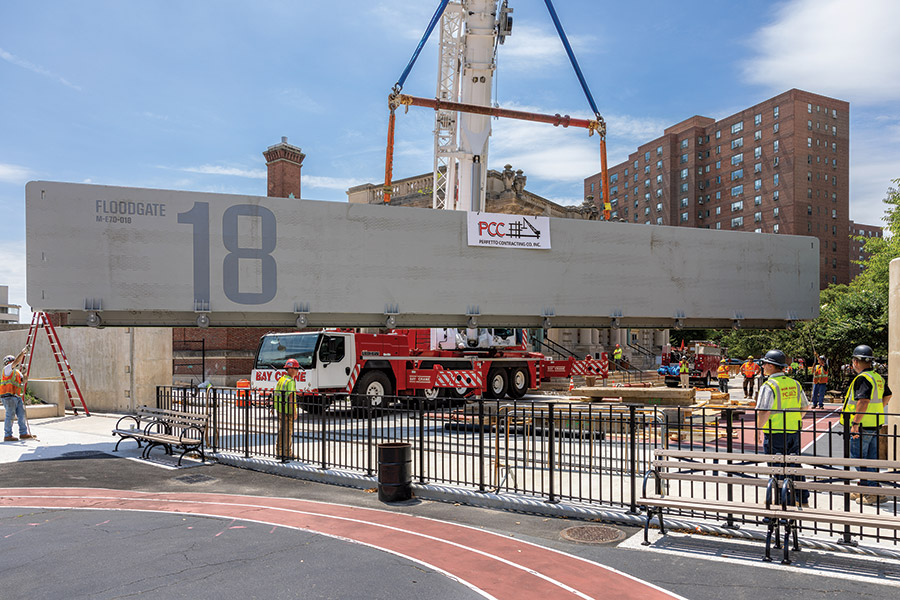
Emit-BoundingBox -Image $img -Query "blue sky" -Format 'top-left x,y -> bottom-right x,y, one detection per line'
2,0 -> 899,320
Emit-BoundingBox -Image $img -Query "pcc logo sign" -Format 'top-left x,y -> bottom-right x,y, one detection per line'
467,212 -> 551,249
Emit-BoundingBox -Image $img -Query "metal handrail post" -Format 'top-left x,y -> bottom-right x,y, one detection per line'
418,397 -> 426,484
478,399 -> 485,492
547,403 -> 557,503
628,404 -> 638,514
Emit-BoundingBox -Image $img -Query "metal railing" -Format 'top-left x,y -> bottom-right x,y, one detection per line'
157,385 -> 899,546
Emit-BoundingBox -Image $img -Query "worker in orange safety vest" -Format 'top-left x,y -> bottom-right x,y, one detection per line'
740,356 -> 761,399
716,359 -> 730,394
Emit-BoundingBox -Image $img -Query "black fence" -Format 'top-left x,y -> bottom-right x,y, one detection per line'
157,386 -> 899,545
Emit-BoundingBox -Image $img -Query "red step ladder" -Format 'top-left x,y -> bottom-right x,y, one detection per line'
23,312 -> 90,416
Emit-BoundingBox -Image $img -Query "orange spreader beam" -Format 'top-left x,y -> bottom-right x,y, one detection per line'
383,94 -> 611,220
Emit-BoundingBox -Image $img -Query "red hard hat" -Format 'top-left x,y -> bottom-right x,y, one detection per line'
284,358 -> 300,369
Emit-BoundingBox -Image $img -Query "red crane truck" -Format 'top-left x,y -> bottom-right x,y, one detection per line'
250,329 -> 607,411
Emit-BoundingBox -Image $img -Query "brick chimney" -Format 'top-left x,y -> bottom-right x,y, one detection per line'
263,136 -> 305,198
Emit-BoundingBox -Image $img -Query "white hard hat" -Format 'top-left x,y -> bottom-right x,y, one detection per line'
3,355 -> 15,364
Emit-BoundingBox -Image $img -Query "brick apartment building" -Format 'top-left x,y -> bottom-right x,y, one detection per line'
849,220 -> 884,280
583,89 -> 873,288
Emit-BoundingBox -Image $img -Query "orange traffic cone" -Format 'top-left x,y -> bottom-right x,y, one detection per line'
568,377 -> 575,392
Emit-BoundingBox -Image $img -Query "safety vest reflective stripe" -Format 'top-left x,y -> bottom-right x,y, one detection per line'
274,376 -> 297,413
764,376 -> 803,433
679,362 -> 689,374
741,362 -> 758,377
0,369 -> 23,396
613,349 -> 622,359
813,365 -> 828,384
842,371 -> 885,428
717,366 -> 729,378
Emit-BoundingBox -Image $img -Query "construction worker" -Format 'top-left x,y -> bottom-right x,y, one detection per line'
843,345 -> 892,505
679,356 -> 690,389
613,344 -> 623,371
811,355 -> 828,409
716,359 -> 730,394
755,349 -> 810,506
789,358 -> 800,377
2,349 -> 35,442
740,356 -> 760,399
274,358 -> 300,460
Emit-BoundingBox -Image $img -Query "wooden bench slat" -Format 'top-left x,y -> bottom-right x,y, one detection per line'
653,460 -> 784,475
655,450 -> 784,462
658,473 -> 772,487
785,467 -> 900,482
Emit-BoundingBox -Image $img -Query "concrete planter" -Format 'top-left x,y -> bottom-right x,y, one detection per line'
0,403 -> 63,420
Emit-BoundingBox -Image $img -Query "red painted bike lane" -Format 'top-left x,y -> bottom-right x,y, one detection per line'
0,487 -> 685,600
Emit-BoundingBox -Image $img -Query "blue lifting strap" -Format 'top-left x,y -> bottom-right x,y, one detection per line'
542,0 -> 602,121
394,0 -> 451,92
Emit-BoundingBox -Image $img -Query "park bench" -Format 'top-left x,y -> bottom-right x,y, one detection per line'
639,449 -> 900,564
112,406 -> 209,466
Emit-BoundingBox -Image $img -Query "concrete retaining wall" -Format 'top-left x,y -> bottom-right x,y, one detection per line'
0,327 -> 172,413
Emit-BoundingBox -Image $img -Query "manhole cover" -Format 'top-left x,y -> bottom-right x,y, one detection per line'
560,525 -> 626,545
174,474 -> 216,484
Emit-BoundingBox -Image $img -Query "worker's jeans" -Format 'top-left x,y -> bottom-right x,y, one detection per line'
811,383 -> 827,408
680,374 -> 689,388
276,412 -> 294,460
743,377 -> 755,398
849,427 -> 880,488
718,378 -> 729,393
764,431 -> 809,503
2,394 -> 27,438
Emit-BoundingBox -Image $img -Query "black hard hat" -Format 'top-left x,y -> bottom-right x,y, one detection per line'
760,349 -> 788,368
851,345 -> 874,360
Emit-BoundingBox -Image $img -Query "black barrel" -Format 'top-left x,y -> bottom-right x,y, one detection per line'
377,442 -> 412,502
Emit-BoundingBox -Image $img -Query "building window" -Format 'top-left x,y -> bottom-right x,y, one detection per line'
807,137 -> 812,148
773,173 -> 779,186
774,224 -> 779,233
681,139 -> 689,149
656,217 -> 663,225
754,162 -> 762,174
731,153 -> 743,165
644,193 -> 650,202
610,173 -> 618,183
633,160 -> 639,169
754,113 -> 762,126
681,183 -> 689,192
808,188 -> 813,198
773,156 -> 779,166
716,191 -> 721,200
731,138 -> 743,150
731,216 -> 743,228
832,209 -> 837,219
680,197 -> 689,207
645,165 -> 651,174
773,140 -> 779,153
754,146 -> 762,159
656,188 -> 663,198
754,195 -> 761,206
773,190 -> 779,201
754,130 -> 762,141
644,151 -> 650,161
754,179 -> 762,191
680,168 -> 688,180
644,178 -> 650,188
716,130 -> 721,139
731,185 -> 743,197
832,126 -> 837,136
656,145 -> 663,155
773,207 -> 779,217
807,103 -> 812,113
754,211 -> 762,222
807,171 -> 812,181
832,108 -> 837,119
773,123 -> 779,133
731,200 -> 744,211
731,122 -> 744,134
773,105 -> 779,119
716,222 -> 722,230
656,174 -> 663,184
755,228 -> 762,233
644,207 -> 650,215
716,206 -> 722,216
731,169 -> 743,181
808,119 -> 813,130
657,160 -> 663,169
680,153 -> 688,163
624,168 -> 629,176
656,202 -> 663,212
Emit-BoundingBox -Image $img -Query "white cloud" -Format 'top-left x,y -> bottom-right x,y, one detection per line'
0,47 -> 81,91
499,24 -> 596,72
743,0 -> 900,104
177,165 -> 266,179
0,163 -> 34,185
0,241 -> 29,324
303,175 -> 368,191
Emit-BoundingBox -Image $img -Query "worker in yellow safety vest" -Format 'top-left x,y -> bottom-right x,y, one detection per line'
811,355 -> 828,409
679,356 -> 690,389
2,349 -> 35,442
716,359 -> 730,394
274,358 -> 300,460
843,345 -> 892,505
755,349 -> 810,505
613,344 -> 623,371
740,356 -> 760,399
